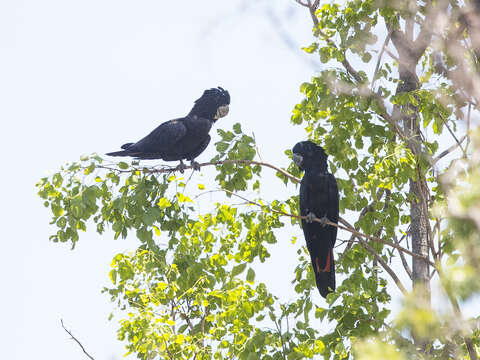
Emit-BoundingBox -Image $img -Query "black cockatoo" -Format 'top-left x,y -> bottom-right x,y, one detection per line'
292,141 -> 339,298
107,87 -> 230,171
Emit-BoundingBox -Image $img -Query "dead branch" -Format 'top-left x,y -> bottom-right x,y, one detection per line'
395,232 -> 413,280
431,135 -> 467,167
60,319 -> 95,360
372,30 -> 393,88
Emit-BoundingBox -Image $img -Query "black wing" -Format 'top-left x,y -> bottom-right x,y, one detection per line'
128,119 -> 187,154
326,173 -> 339,246
107,118 -> 187,158
184,135 -> 211,161
300,172 -> 339,298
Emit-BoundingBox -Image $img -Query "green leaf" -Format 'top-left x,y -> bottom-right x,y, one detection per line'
216,142 -> 229,152
246,268 -> 255,283
231,263 -> 247,277
361,52 -> 372,62
233,123 -> 242,134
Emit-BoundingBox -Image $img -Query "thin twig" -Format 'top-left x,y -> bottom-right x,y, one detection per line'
431,135 -> 467,167
252,132 -> 264,162
384,47 -> 399,61
465,102 -> 471,154
274,318 -> 287,360
341,190 -> 384,255
336,218 -> 435,267
372,30 -> 392,88
296,0 -> 362,83
60,319 -> 95,360
359,238 -> 408,295
439,116 -> 467,157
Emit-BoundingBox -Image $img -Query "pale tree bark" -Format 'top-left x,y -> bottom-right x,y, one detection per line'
389,13 -> 435,348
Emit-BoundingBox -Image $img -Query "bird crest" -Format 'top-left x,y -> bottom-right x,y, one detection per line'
189,87 -> 231,120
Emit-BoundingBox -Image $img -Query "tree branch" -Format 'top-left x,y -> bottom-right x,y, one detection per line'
60,319 -> 95,360
341,190 -> 384,255
395,232 -> 413,280
358,238 -> 408,295
97,159 -> 300,184
100,158 -> 434,268
431,135 -> 467,167
372,30 -> 393,87
220,188 -> 435,267
296,0 -> 362,83
294,0 -> 408,139
413,1 -> 449,61
273,318 -> 287,360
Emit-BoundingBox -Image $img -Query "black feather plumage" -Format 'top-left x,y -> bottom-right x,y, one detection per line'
107,87 -> 230,169
292,141 -> 339,298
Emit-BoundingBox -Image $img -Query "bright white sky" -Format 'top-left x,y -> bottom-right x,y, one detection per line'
1,1 -> 320,359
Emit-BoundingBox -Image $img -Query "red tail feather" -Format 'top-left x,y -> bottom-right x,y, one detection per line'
322,250 -> 332,272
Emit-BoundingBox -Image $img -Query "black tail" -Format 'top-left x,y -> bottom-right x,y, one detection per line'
121,142 -> 134,150
314,249 -> 335,298
106,142 -> 135,157
106,150 -> 131,157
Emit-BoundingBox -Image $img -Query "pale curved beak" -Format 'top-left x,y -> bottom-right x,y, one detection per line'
293,153 -> 303,167
215,104 -> 229,119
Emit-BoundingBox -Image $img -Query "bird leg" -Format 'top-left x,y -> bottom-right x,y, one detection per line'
306,212 -> 316,223
190,160 -> 201,171
319,215 -> 329,227
175,160 -> 186,173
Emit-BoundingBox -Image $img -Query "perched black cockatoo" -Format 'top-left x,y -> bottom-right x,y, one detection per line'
292,141 -> 339,298
107,87 -> 230,171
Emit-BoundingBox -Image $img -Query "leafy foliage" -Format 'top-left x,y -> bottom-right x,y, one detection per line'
37,0 -> 480,359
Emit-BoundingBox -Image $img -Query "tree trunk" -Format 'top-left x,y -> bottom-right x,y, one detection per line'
396,55 -> 431,349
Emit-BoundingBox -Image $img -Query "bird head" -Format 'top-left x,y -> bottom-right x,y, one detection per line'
292,140 -> 328,172
190,87 -> 230,121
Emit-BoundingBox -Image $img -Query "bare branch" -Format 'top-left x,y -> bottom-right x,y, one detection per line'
273,318 -> 287,360
372,30 -> 393,88
384,47 -> 399,61
294,0 -> 309,7
335,217 -> 435,267
395,232 -> 413,280
466,102 -> 472,153
358,238 -> 408,295
341,190 -> 384,254
440,117 -> 467,158
413,0 -> 449,60
60,319 -> 95,360
388,23 -> 414,65
431,135 -> 467,167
